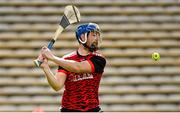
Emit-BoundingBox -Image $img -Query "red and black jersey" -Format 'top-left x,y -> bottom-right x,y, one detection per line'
57,51 -> 106,111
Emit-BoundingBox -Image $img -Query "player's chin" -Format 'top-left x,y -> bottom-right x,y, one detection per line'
93,42 -> 98,47
93,45 -> 99,51
89,43 -> 98,52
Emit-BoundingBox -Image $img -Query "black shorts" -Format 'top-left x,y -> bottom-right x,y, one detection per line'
60,106 -> 102,112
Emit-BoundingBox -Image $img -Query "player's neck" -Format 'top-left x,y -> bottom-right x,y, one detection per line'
77,45 -> 90,56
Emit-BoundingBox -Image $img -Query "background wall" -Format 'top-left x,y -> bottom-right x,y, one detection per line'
0,0 -> 180,112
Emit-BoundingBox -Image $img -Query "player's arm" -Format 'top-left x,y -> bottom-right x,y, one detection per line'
40,46 -> 91,73
53,57 -> 92,73
41,46 -> 106,73
52,55 -> 105,73
42,66 -> 66,91
40,57 -> 66,91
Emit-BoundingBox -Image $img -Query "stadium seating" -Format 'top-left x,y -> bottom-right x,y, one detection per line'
0,0 -> 180,112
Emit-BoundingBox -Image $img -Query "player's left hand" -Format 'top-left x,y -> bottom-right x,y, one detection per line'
41,46 -> 55,61
40,58 -> 49,68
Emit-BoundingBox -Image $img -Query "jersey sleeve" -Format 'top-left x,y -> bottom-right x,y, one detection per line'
88,56 -> 106,73
57,66 -> 68,75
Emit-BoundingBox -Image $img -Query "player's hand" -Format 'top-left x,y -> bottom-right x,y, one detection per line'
36,51 -> 48,68
41,46 -> 55,61
37,52 -> 44,62
40,58 -> 49,68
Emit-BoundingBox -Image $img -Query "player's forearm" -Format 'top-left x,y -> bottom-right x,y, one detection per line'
42,66 -> 62,91
52,56 -> 80,73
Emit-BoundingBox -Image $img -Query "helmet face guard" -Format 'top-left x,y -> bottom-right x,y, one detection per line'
75,23 -> 102,51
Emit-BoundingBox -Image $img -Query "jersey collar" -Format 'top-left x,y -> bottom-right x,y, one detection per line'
76,50 -> 91,57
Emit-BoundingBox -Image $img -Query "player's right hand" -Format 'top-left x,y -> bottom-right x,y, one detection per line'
41,46 -> 55,61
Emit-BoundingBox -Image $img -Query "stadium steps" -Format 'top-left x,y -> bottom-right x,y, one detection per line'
1,67 -> 180,77
0,32 -> 180,40
0,6 -> 180,15
1,94 -> 180,105
0,58 -> 180,67
0,104 -> 179,112
0,40 -> 180,49
1,15 -> 180,23
1,85 -> 180,95
0,75 -> 180,86
0,48 -> 180,58
0,105 -> 59,112
0,0 -> 180,112
106,104 -> 180,112
0,1 -> 180,24
0,0 -> 179,16
0,0 -> 179,7
1,23 -> 180,32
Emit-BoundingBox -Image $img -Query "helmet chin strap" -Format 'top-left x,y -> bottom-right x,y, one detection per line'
78,33 -> 87,44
